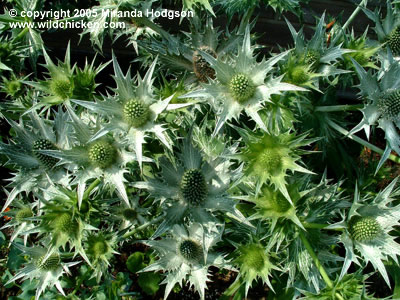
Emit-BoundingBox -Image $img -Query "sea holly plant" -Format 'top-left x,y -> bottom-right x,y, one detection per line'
350,51 -> 400,171
336,179 -> 400,288
235,125 -> 317,203
134,133 -> 249,237
140,223 -> 226,300
40,106 -> 146,206
282,14 -> 352,90
0,110 -> 71,212
73,54 -> 191,168
363,2 -> 400,55
4,1 -> 400,299
5,244 -> 80,300
181,26 -> 306,134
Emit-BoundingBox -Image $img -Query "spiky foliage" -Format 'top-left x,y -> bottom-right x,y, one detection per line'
282,14 -> 351,91
5,244 -> 79,300
0,110 -> 71,212
236,125 -> 316,203
134,134 -> 248,237
141,223 -> 226,300
335,179 -> 400,287
182,26 -> 305,134
350,51 -> 400,171
363,2 -> 400,55
73,54 -> 190,169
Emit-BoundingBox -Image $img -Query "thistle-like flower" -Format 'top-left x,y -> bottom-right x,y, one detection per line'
134,134 -> 248,237
236,125 -> 316,203
0,110 -> 71,212
0,196 -> 36,245
26,44 -> 107,109
363,2 -> 400,55
350,52 -> 400,170
73,55 -> 190,168
229,238 -> 279,298
86,232 -> 119,282
336,179 -> 400,287
141,223 -> 226,300
6,244 -> 80,300
181,26 -> 306,134
282,15 -> 351,90
42,106 -> 149,206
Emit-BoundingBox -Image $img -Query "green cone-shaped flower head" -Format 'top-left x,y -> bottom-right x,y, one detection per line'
92,240 -> 109,257
32,139 -> 58,169
256,148 -> 283,176
123,99 -> 150,128
49,76 -> 73,101
35,253 -> 61,271
348,216 -> 381,242
15,207 -> 33,222
193,46 -> 217,83
178,239 -> 203,263
378,90 -> 400,121
238,243 -> 267,272
122,208 -> 137,221
305,50 -> 321,70
229,73 -> 256,103
88,141 -> 116,169
180,169 -> 208,206
387,26 -> 400,55
53,213 -> 77,234
288,65 -> 311,85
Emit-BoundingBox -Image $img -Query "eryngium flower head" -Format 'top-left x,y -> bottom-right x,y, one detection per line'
338,179 -> 400,287
141,223 -> 225,300
181,26 -> 305,134
237,126 -> 316,203
363,2 -> 400,55
233,242 -> 279,297
6,244 -> 79,300
32,139 -> 58,169
134,134 -> 248,237
350,53 -> 400,171
88,140 -> 117,169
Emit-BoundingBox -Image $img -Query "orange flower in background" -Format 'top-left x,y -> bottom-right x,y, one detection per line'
3,207 -> 11,221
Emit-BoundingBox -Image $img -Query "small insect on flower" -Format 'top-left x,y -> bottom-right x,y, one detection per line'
193,45 -> 217,82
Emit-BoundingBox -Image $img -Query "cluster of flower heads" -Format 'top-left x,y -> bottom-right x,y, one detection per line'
1,1 -> 400,299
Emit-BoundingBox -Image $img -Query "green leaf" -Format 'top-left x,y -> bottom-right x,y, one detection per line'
138,272 -> 161,295
126,252 -> 146,273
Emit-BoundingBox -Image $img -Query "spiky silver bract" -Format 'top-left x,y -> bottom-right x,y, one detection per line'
134,134 -> 248,237
350,52 -> 400,171
181,26 -> 306,134
336,179 -> 400,287
141,223 -> 226,300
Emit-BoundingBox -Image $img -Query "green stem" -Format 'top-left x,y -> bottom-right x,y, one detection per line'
123,215 -> 165,239
327,120 -> 400,165
13,27 -> 29,43
82,178 -> 101,201
301,222 -> 343,232
298,230 -> 333,289
342,0 -> 368,32
314,104 -> 363,112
